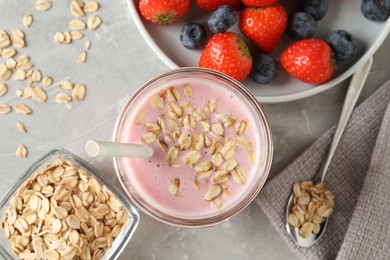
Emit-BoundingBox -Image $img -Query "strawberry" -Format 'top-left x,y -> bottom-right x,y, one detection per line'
139,0 -> 190,25
239,4 -> 288,54
193,0 -> 241,11
241,0 -> 278,7
199,33 -> 252,81
280,39 -> 336,84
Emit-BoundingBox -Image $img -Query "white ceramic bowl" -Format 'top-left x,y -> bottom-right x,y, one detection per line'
127,0 -> 390,103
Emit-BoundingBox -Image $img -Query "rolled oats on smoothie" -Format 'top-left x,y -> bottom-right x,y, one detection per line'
119,78 -> 264,218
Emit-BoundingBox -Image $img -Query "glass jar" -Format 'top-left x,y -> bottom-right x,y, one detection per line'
113,68 -> 273,228
0,148 -> 140,259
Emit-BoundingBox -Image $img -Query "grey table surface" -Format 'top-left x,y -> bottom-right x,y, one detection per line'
0,1 -> 389,259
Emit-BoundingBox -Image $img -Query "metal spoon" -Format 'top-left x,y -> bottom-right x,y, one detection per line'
285,57 -> 373,247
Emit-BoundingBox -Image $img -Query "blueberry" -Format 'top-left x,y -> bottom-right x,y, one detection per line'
361,0 -> 390,22
302,0 -> 328,21
208,5 -> 238,33
287,12 -> 317,40
326,30 -> 357,60
250,55 -> 278,84
180,23 -> 207,50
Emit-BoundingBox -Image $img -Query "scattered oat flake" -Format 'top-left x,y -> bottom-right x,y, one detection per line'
70,30 -> 84,40
32,69 -> 42,83
63,32 -> 72,44
15,103 -> 32,115
12,70 -> 26,80
167,87 -> 180,101
145,123 -> 160,133
0,104 -> 12,115
288,214 -> 299,227
87,14 -> 102,30
17,54 -> 30,63
84,1 -> 99,12
169,179 -> 180,196
135,111 -> 145,125
2,48 -> 17,58
15,89 -> 23,97
42,76 -> 53,87
70,0 -> 85,17
196,170 -> 212,179
221,189 -> 231,199
11,35 -> 25,48
21,86 -> 33,99
210,197 -> 222,208
69,19 -> 86,30
204,184 -> 222,201
183,84 -> 192,97
94,222 -> 104,238
236,137 -> 252,150
0,64 -> 11,80
16,144 -> 27,158
0,70 -> 11,80
248,151 -> 256,164
150,95 -> 163,109
72,84 -> 86,101
299,222 -> 313,238
11,29 -> 24,39
213,170 -> 230,184
182,150 -> 201,166
58,81 -> 74,90
193,180 -> 200,190
0,32 -> 11,48
6,58 -> 17,69
77,51 -> 87,63
35,0 -> 52,11
211,122 -> 224,136
166,146 -> 179,165
16,121 -> 27,133
85,40 -> 91,50
0,83 -> 7,96
231,166 -> 247,184
32,87 -> 47,103
142,132 -> 157,144
54,32 -> 65,44
313,223 -> 321,234
205,100 -> 216,114
23,14 -> 33,28
16,62 -> 33,71
56,93 -> 72,104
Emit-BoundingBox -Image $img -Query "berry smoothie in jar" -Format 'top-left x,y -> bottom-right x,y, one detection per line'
113,68 -> 272,227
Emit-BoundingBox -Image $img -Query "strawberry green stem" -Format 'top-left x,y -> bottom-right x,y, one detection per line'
152,12 -> 177,25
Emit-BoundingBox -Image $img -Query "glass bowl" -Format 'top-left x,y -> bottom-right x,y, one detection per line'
0,148 -> 140,260
113,67 -> 273,228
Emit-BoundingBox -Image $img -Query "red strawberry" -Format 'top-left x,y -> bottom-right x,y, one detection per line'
139,0 -> 190,25
193,0 -> 241,11
280,39 -> 336,84
199,33 -> 252,81
241,0 -> 278,7
239,4 -> 288,54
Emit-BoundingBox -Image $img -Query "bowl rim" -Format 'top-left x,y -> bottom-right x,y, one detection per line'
127,0 -> 390,103
112,67 -> 273,228
0,148 -> 140,260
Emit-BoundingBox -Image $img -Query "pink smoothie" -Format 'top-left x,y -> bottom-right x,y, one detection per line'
119,78 -> 263,219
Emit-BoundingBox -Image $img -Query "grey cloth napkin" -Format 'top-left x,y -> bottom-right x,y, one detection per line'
256,80 -> 390,260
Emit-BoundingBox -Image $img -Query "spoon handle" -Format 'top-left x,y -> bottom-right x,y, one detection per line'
316,57 -> 373,183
